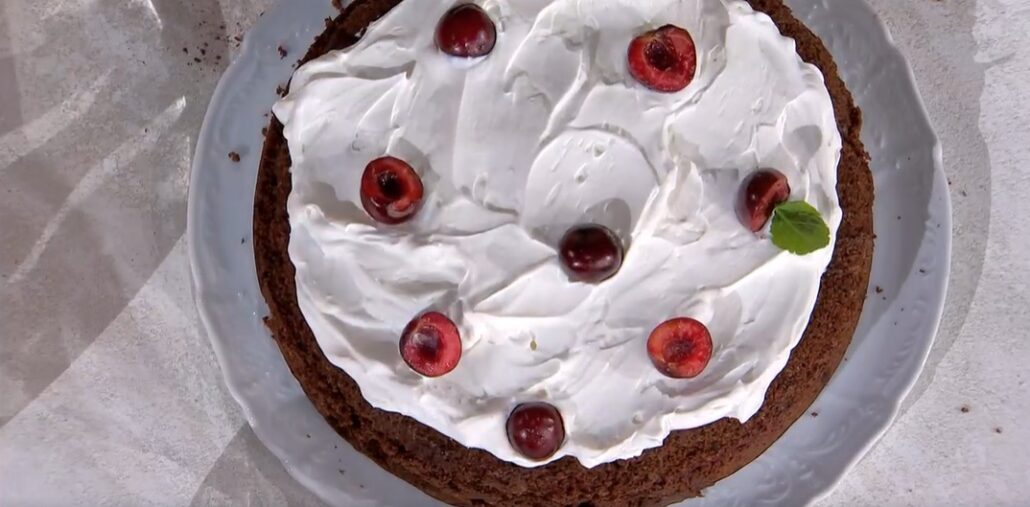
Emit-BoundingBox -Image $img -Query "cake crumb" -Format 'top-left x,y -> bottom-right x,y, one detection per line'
228,151 -> 241,162
960,405 -> 970,413
994,427 -> 1003,434
276,84 -> 287,97
338,469 -> 345,475
810,411 -> 818,417
306,433 -> 311,438
261,127 -> 268,136
530,338 -> 538,351
278,45 -> 288,59
919,268 -> 927,274
241,237 -> 246,244
875,286 -> 883,294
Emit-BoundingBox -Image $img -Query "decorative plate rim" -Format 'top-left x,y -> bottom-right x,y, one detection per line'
186,1 -> 951,505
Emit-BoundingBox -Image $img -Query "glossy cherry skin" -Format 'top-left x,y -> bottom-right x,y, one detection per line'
506,402 -> 565,460
646,318 -> 713,379
627,25 -> 697,92
737,169 -> 791,232
435,4 -> 497,58
399,312 -> 462,377
558,224 -> 624,283
360,156 -> 424,225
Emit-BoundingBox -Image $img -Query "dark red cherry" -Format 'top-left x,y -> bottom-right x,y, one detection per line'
558,224 -> 624,283
646,318 -> 713,379
360,156 -> 424,225
435,4 -> 497,58
506,402 -> 565,460
399,312 -> 462,377
737,169 -> 791,232
627,25 -> 697,92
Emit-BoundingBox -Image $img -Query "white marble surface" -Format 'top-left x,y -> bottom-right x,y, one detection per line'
0,0 -> 1026,505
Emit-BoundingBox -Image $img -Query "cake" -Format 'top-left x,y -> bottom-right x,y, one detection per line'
253,0 -> 874,505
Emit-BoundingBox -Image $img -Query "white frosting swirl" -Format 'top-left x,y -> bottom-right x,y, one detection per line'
273,0 -> 842,467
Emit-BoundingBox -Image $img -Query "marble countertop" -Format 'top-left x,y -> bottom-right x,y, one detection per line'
0,0 -> 1025,505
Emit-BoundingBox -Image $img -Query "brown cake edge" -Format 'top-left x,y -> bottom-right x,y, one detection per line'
252,1 -> 874,506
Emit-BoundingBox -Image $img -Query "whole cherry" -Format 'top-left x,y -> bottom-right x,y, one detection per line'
646,318 -> 713,379
737,169 -> 790,232
435,4 -> 497,58
360,156 -> 424,225
558,224 -> 624,283
506,402 -> 565,460
627,25 -> 697,92
400,312 -> 462,377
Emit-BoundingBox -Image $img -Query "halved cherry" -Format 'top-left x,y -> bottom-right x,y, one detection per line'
558,224 -> 624,283
435,4 -> 497,58
360,156 -> 424,225
737,169 -> 790,232
627,25 -> 697,92
399,312 -> 462,377
646,318 -> 713,379
506,402 -> 565,460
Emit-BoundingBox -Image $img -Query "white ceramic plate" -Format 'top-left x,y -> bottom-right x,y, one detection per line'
187,0 -> 951,505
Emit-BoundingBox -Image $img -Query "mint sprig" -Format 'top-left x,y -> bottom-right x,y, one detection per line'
769,201 -> 830,256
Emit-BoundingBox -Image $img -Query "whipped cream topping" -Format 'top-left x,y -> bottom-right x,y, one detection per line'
273,0 -> 842,467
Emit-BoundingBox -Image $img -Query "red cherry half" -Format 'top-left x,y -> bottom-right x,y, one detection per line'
627,25 -> 697,93
360,156 -> 424,225
435,4 -> 497,58
399,312 -> 462,377
737,169 -> 790,232
558,224 -> 624,283
506,402 -> 565,461
646,318 -> 713,379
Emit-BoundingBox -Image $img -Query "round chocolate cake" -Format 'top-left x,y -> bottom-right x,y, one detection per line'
253,0 -> 874,505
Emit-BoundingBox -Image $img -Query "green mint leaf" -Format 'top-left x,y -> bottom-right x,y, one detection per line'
770,201 -> 830,256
